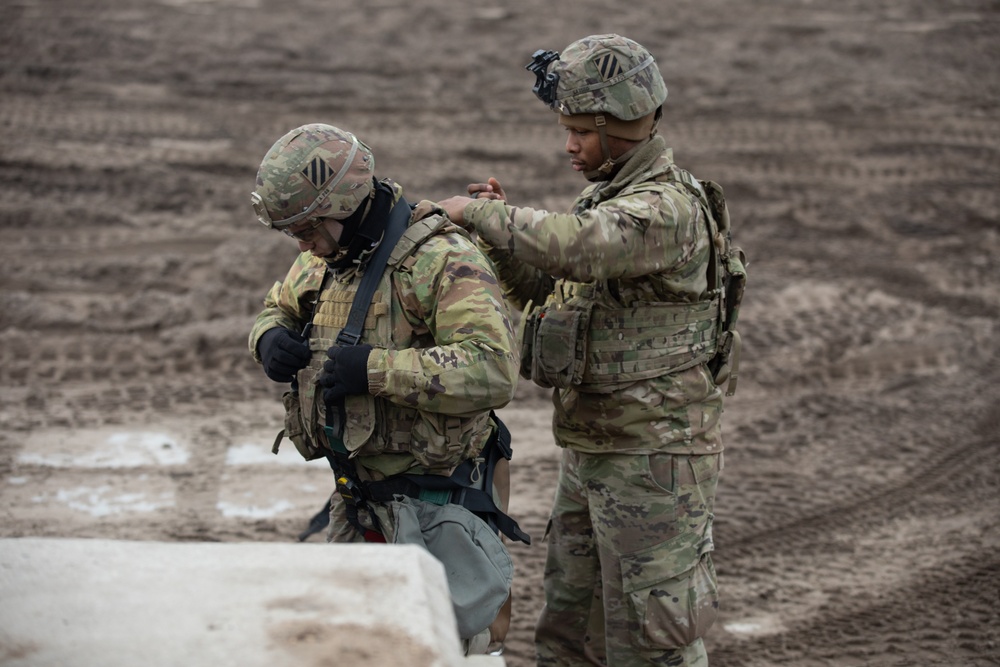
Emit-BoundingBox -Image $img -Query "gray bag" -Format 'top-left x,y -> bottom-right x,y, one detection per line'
389,496 -> 513,639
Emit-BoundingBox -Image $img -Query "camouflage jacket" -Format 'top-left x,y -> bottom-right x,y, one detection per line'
465,135 -> 724,455
250,195 -> 519,477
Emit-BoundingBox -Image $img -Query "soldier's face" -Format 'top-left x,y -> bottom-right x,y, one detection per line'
563,124 -> 636,174
564,125 -> 603,173
286,216 -> 345,258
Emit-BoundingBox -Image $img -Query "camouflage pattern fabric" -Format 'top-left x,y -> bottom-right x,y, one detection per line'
250,189 -> 519,495
536,449 -> 720,667
253,124 -> 375,226
466,135 -> 724,456
548,33 -> 667,120
464,132 -> 725,664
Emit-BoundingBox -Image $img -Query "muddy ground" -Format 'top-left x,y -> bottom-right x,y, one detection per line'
1,0 -> 998,665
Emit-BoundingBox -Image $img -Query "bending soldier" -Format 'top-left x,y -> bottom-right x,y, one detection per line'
248,123 -> 527,655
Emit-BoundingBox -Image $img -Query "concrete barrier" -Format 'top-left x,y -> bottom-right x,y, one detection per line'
0,538 -> 505,667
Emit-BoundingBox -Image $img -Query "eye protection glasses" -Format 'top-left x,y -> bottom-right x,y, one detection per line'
281,216 -> 328,242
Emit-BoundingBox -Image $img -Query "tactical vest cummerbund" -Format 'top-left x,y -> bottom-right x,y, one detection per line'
581,298 -> 719,388
522,293 -> 720,393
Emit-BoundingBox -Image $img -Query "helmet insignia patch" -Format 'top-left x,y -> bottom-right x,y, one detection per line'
593,54 -> 624,81
301,157 -> 336,189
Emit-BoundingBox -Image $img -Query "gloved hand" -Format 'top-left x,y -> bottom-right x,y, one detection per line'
257,327 -> 311,383
319,344 -> 373,404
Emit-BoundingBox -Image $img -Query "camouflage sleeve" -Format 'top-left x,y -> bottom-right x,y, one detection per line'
463,183 -> 703,282
247,252 -> 326,362
368,232 -> 519,417
475,238 -> 556,313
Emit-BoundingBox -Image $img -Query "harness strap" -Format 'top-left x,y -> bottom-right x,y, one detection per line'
320,198 -> 413,541
361,415 -> 530,544
335,198 -> 412,346
326,198 -> 412,447
323,450 -> 386,542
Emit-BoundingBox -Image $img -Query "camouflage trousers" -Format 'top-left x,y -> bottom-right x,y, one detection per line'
535,448 -> 722,667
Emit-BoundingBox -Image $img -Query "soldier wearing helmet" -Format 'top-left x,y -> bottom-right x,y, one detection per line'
532,33 -> 668,180
248,123 -> 526,655
440,34 -> 739,666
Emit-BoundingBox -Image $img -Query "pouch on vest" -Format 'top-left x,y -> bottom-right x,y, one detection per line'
409,411 -> 485,475
277,389 -> 327,461
527,300 -> 593,389
700,179 -> 748,396
389,496 -> 513,640
516,300 -> 538,383
709,247 -> 747,394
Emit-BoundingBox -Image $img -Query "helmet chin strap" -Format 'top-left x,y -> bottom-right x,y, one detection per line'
291,195 -> 372,260
593,114 -> 616,177
584,113 -> 660,182
314,224 -> 341,258
326,180 -> 392,269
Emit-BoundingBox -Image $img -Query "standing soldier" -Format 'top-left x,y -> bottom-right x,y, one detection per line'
248,123 -> 528,655
440,34 -> 746,667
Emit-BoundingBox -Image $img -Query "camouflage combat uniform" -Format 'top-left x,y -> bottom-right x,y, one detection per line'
250,192 -> 520,540
462,35 -> 727,667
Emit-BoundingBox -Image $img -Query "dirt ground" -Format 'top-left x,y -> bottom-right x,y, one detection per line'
1,0 -> 998,665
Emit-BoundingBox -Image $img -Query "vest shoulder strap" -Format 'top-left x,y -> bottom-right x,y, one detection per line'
388,213 -> 452,269
335,198 -> 412,346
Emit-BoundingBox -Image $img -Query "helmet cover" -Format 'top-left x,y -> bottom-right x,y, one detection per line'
532,34 -> 667,121
252,123 -> 375,229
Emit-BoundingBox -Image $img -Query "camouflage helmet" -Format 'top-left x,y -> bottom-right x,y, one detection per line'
251,123 -> 375,230
526,34 -> 667,121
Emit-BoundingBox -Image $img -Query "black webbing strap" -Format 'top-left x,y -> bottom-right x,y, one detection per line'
335,197 -> 412,347
323,197 -> 412,541
361,415 -> 531,544
327,196 -> 412,446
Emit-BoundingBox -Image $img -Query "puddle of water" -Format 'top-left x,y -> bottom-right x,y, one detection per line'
724,614 -> 787,637
216,499 -> 297,519
18,431 -> 189,468
33,482 -> 175,517
14,427 -> 328,519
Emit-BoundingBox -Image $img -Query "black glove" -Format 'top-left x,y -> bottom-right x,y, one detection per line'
257,327 -> 311,383
319,344 -> 373,404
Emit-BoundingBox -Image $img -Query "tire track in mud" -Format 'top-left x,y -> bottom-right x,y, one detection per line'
708,405 -> 1000,664
674,118 -> 1000,151
0,373 -> 272,434
739,274 -> 992,398
2,2 -> 997,667
0,162 -> 245,226
724,280 -> 996,535
0,97 -> 233,148
718,428 -> 996,558
711,551 -> 1000,667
